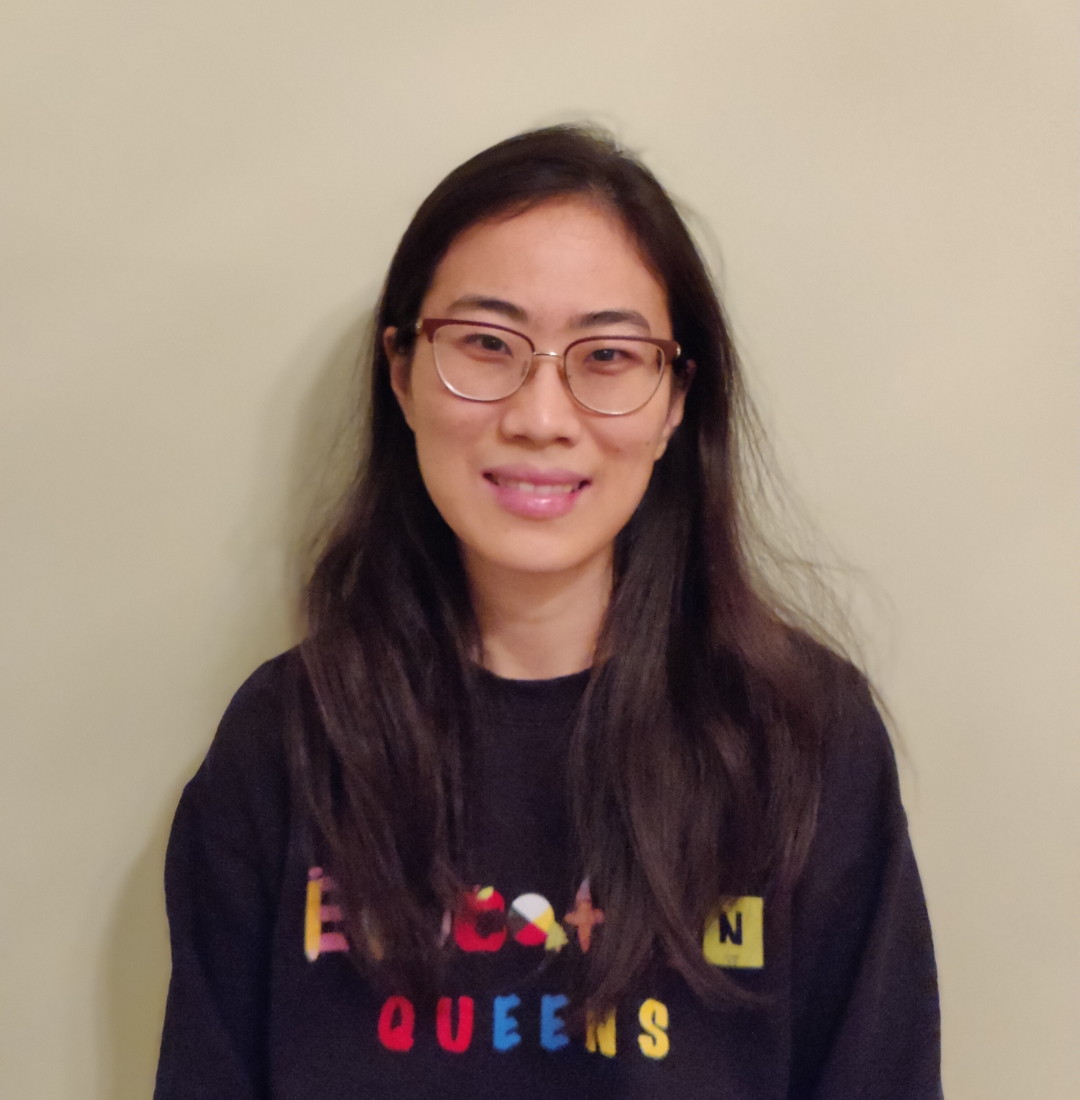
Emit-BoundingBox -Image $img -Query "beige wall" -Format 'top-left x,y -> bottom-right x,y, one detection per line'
1,2 -> 1076,1097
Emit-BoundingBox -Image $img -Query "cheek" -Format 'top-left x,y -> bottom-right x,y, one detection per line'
410,403 -> 489,510
598,416 -> 670,473
591,424 -> 669,514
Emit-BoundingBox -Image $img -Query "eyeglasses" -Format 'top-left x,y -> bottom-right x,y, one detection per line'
415,318 -> 681,416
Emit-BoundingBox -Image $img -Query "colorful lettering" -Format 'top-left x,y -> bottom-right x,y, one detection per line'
304,870 -> 323,961
492,994 -> 521,1052
637,998 -> 670,1060
544,921 -> 569,952
564,878 -> 605,953
507,893 -> 556,946
720,909 -> 742,944
435,996 -> 475,1053
453,887 -> 507,953
304,868 -> 349,960
377,996 -> 415,1052
376,991 -> 674,1059
703,896 -> 764,968
540,994 -> 570,1051
586,1009 -> 617,1057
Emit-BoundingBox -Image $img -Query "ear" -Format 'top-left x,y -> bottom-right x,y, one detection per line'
384,326 -> 415,430
653,360 -> 693,461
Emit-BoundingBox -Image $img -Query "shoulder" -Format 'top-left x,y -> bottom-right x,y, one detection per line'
816,660 -> 902,845
785,635 -> 900,825
178,650 -> 299,864
794,648 -> 911,922
777,635 -> 905,891
199,650 -> 296,781
786,653 -> 941,1094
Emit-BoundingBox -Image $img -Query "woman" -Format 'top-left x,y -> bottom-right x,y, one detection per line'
154,125 -> 941,1099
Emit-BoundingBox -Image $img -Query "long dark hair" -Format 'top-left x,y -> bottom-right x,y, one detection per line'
292,124 -> 839,1014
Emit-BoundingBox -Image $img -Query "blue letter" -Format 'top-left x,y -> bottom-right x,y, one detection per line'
540,994 -> 569,1051
492,994 -> 521,1052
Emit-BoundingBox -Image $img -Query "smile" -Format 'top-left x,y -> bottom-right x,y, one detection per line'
482,469 -> 591,519
487,477 -> 587,495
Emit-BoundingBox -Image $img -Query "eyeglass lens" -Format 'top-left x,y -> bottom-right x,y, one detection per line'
430,323 -> 665,415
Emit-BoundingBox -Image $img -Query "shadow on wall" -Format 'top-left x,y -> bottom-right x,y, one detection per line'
96,308 -> 376,1099
98,802 -> 175,1100
280,308 -> 375,604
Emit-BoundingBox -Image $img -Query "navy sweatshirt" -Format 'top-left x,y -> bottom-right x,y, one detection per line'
154,654 -> 941,1099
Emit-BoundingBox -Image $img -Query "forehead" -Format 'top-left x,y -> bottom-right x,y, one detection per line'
422,198 -> 670,329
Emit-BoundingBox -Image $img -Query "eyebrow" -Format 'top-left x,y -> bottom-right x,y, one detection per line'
445,296 -> 652,333
575,309 -> 651,333
446,295 -> 528,322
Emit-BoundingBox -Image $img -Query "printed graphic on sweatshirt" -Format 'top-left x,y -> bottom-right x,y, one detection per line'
304,867 -> 348,961
702,896 -> 764,969
304,868 -> 762,1059
372,992 -> 672,1059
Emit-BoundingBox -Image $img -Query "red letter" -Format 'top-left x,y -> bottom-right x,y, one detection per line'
436,996 -> 475,1053
377,995 -> 415,1052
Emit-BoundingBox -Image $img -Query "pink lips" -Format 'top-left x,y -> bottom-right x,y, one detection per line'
483,465 -> 591,519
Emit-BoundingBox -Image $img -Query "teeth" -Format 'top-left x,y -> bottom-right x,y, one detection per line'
501,479 -> 579,494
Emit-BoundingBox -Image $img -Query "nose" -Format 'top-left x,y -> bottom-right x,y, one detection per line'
498,352 -> 581,446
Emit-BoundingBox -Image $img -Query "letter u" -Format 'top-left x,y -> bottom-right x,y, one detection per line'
436,996 -> 475,1053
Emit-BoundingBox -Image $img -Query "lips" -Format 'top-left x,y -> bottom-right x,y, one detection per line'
483,466 -> 591,519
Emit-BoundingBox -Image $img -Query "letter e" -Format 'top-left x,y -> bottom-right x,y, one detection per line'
540,994 -> 570,1051
492,994 -> 521,1052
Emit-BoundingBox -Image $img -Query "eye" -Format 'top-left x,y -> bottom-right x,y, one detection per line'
579,341 -> 648,371
463,332 -> 512,355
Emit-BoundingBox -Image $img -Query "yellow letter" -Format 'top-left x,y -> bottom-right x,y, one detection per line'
637,998 -> 670,1060
703,896 -> 763,968
304,874 -> 323,961
586,1009 -> 617,1057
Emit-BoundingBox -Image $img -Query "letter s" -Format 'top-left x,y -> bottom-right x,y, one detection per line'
637,998 -> 670,1060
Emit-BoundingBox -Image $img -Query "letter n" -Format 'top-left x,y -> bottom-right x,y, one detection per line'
702,897 -> 764,969
719,909 -> 743,945
586,1009 -> 616,1057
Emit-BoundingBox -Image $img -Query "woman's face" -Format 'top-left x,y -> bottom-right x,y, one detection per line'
387,198 -> 685,584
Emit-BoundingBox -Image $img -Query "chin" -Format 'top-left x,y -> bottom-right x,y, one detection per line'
463,537 -> 609,580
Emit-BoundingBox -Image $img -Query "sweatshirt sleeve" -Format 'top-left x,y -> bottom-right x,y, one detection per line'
154,657 -> 292,1100
789,680 -> 942,1100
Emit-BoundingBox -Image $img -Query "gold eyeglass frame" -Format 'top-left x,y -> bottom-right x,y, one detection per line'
415,318 -> 681,416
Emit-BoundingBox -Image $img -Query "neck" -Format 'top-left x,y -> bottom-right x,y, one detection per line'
464,549 -> 612,680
